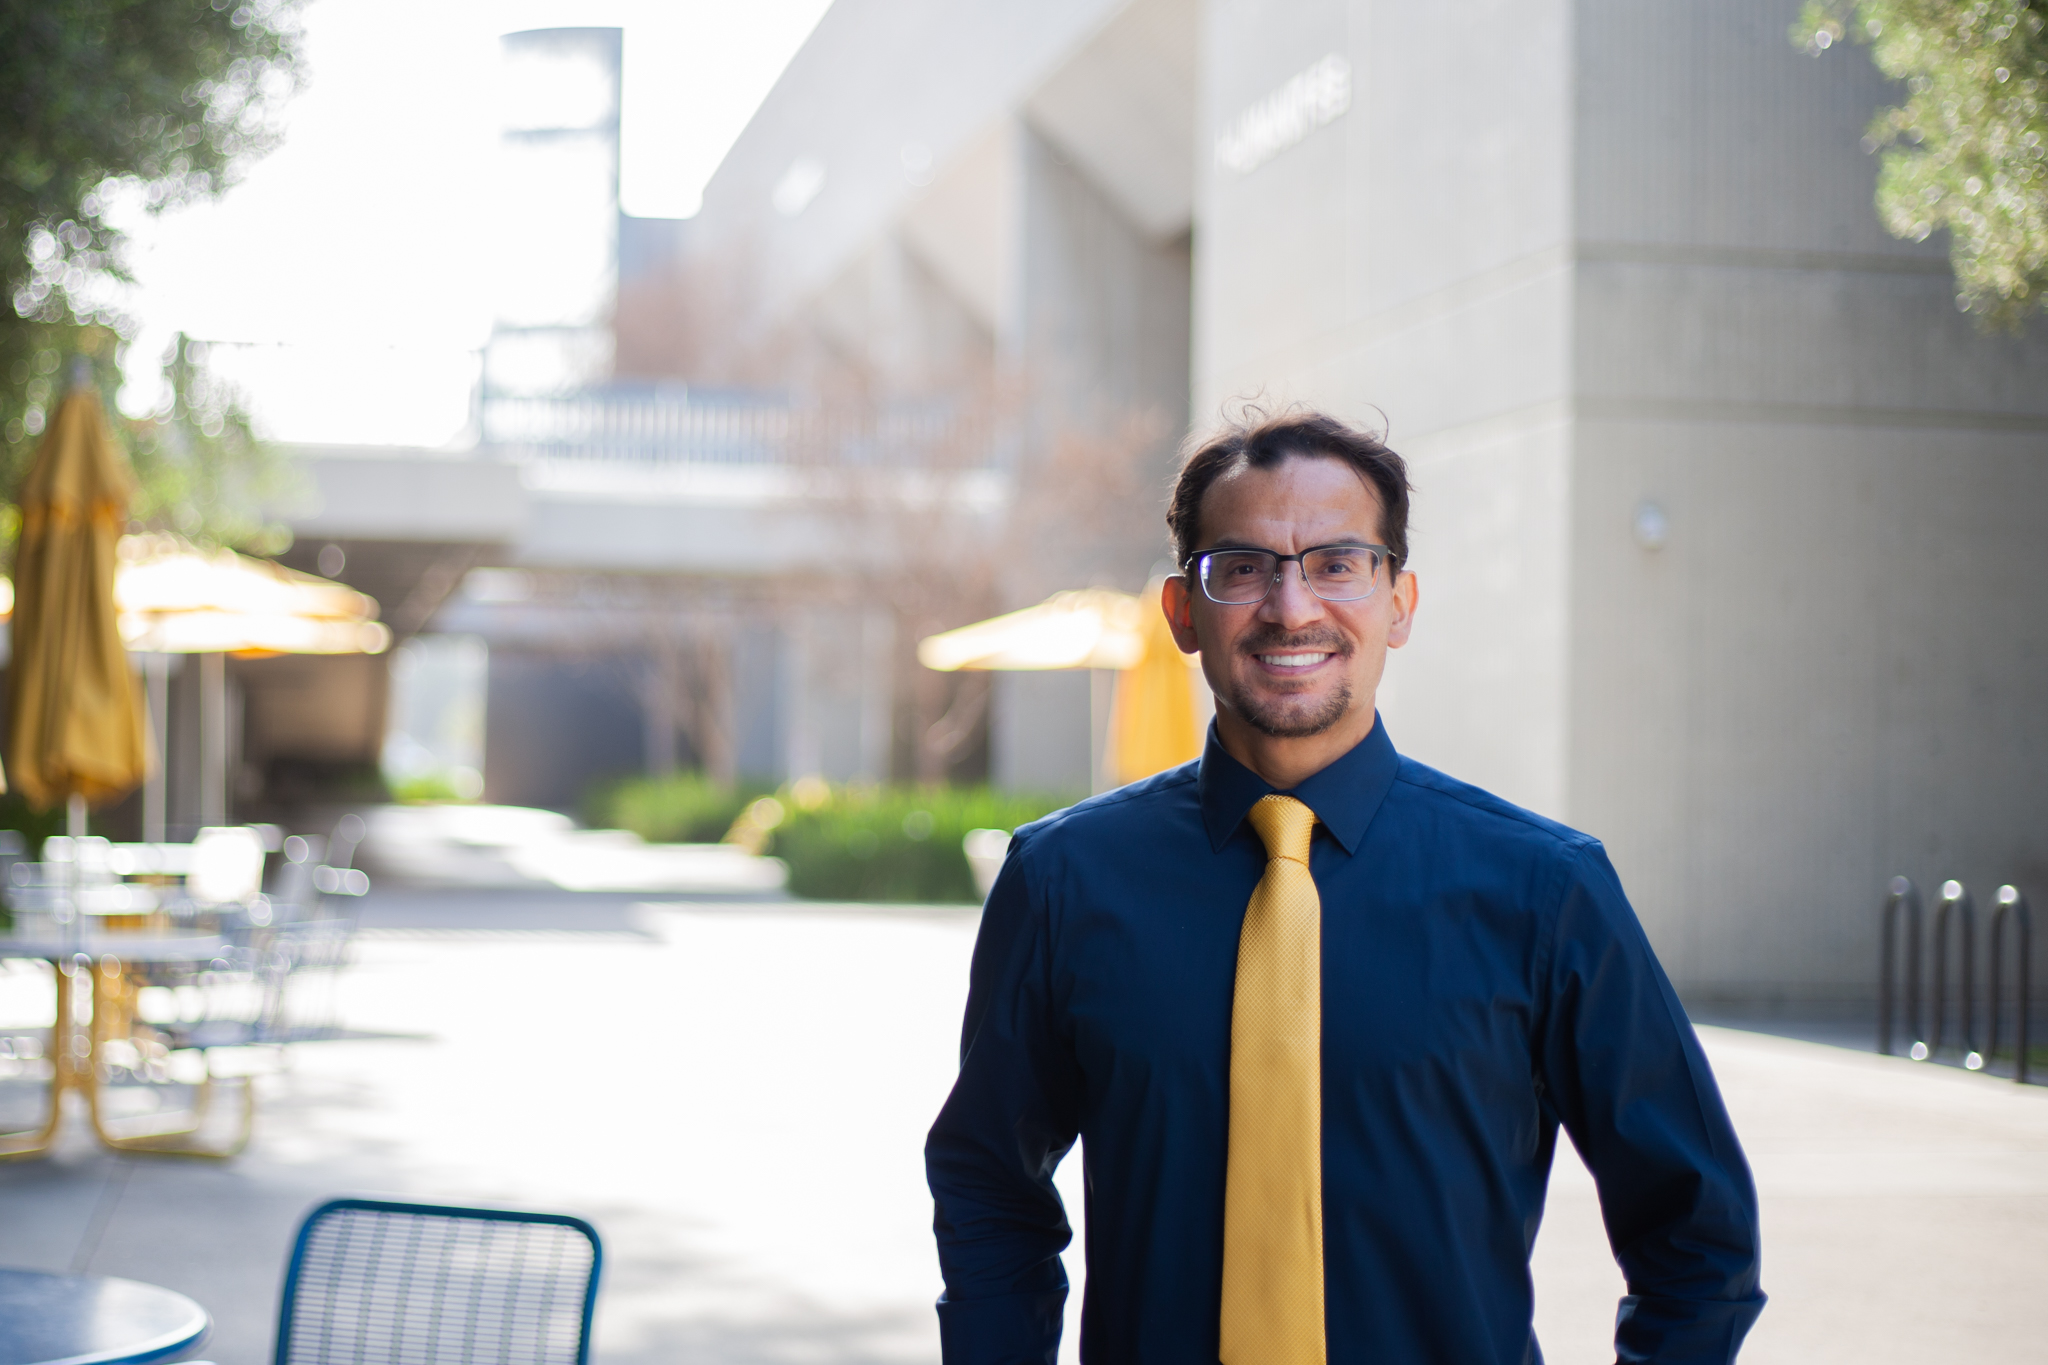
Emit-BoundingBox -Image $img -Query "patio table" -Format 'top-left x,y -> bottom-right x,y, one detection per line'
0,934 -> 250,1159
0,1267 -> 208,1365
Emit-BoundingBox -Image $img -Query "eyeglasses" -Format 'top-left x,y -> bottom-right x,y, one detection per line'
1188,543 -> 1393,605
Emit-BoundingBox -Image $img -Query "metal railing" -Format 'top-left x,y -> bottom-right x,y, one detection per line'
480,387 -> 992,470
1878,875 -> 2036,1083
484,389 -> 793,465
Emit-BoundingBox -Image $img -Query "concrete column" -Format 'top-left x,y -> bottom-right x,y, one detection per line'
988,122 -> 1194,793
1194,0 -> 1575,816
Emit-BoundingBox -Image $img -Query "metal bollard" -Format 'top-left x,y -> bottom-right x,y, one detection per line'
1988,885 -> 2033,1085
1930,881 -> 1981,1068
1878,876 -> 1923,1058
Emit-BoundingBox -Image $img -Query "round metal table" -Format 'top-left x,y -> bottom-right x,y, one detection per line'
0,1268 -> 208,1365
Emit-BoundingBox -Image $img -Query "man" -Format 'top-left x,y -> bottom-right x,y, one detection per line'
926,411 -> 1764,1364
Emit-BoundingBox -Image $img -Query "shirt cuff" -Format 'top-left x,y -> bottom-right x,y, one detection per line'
936,1285 -> 1068,1365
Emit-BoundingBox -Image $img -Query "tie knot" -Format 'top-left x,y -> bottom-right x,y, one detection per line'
1246,794 -> 1316,865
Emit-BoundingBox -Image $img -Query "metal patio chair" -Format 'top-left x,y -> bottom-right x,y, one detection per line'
255,1198 -> 604,1365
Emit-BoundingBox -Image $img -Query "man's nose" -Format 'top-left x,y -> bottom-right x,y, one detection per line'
1258,562 -> 1326,629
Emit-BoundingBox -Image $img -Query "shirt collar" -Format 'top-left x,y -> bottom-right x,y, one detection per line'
1197,713 -> 1400,855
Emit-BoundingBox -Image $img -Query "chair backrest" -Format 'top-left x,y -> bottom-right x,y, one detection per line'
189,826 -> 268,906
276,1199 -> 602,1365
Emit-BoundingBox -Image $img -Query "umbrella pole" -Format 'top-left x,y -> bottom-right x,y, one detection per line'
1090,668 -> 1112,795
200,652 -> 226,827
63,792 -> 86,954
144,653 -> 170,843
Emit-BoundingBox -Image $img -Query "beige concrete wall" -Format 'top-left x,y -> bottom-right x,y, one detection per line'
1385,417 -> 1573,818
1190,0 -> 2048,997
1193,0 -> 1577,813
1569,423 -> 2048,997
989,123 -> 1195,792
1565,2 -> 2048,995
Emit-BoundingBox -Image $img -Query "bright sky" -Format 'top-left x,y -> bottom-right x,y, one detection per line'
115,0 -> 832,446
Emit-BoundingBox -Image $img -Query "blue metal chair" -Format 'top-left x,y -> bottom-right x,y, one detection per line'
269,1198 -> 602,1365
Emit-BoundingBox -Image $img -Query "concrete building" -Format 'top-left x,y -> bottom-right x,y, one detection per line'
486,28 -> 624,398
677,0 -> 1199,793
266,29 -> 934,815
262,2 -> 2046,1001
276,427 -> 935,813
1188,2 -> 2048,1000
642,0 -> 2048,1000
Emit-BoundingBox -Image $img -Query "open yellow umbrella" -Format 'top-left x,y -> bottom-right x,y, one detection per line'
114,534 -> 390,657
7,388 -> 149,813
0,534 -> 390,839
915,588 -> 1147,672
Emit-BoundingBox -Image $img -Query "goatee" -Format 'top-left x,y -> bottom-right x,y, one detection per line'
1223,627 -> 1355,738
1230,677 -> 1354,738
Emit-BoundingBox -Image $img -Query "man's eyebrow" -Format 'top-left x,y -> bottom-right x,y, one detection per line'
1199,537 -> 1378,552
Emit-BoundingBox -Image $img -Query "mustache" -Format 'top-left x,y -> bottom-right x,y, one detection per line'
1237,628 -> 1351,657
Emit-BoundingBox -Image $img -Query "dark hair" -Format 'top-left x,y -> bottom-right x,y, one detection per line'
1166,408 -> 1412,570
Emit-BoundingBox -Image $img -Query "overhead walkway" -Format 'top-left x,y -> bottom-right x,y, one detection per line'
283,387 -> 1005,581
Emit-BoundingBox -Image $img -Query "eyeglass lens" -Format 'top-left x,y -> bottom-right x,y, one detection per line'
1199,546 -> 1383,604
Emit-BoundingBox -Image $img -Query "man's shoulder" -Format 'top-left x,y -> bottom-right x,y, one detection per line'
1010,760 -> 1202,857
1389,755 -> 1600,862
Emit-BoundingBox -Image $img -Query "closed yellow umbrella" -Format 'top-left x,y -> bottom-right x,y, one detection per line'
7,388 -> 149,812
1106,579 -> 1200,784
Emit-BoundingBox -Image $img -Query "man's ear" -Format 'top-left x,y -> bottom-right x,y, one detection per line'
1160,573 -> 1202,655
1385,570 -> 1419,649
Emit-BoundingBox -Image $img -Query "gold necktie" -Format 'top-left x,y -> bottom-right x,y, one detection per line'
1221,794 -> 1325,1365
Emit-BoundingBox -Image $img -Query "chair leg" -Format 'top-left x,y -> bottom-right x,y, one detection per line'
82,967 -> 254,1159
83,1071 -> 254,1159
0,964 -> 67,1161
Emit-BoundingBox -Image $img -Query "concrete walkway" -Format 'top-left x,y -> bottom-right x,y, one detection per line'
1,900 -> 2042,1364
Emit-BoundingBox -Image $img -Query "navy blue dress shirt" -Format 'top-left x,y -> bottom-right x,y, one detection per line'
926,717 -> 1763,1364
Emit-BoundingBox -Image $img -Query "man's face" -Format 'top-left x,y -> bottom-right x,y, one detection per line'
1162,454 -> 1416,763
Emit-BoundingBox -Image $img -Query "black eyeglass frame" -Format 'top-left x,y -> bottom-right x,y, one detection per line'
1182,542 -> 1398,606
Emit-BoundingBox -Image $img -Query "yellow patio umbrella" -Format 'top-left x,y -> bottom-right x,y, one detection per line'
113,535 -> 389,837
6,389 -> 149,814
918,582 -> 1203,785
916,588 -> 1147,672
0,534 -> 390,837
113,534 -> 390,657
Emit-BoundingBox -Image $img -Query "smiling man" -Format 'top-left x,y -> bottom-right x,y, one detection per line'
926,410 -> 1764,1365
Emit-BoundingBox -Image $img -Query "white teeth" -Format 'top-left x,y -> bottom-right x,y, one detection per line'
1260,652 -> 1329,667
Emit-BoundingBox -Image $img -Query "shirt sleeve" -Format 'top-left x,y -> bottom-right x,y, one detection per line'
924,835 -> 1084,1365
1538,842 -> 1767,1365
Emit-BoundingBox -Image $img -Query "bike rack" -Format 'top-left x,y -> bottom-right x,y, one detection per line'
1877,876 -> 1923,1058
1880,875 -> 2035,1083
1989,885 -> 2033,1086
1930,881 -> 1981,1069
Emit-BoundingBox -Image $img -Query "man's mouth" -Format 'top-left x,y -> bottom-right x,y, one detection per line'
1255,651 -> 1333,669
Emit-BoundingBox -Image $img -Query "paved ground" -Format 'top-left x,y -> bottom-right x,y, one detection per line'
2,893 -> 2044,1364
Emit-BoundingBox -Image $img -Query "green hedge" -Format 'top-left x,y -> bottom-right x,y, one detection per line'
599,772 -> 772,844
0,790 -> 67,857
769,785 -> 1069,903
599,773 -> 1070,903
